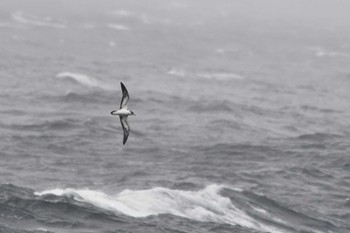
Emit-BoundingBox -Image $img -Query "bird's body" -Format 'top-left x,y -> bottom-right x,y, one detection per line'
111,108 -> 133,116
111,82 -> 135,145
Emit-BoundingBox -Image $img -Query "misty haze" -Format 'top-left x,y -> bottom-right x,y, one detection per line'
0,0 -> 350,233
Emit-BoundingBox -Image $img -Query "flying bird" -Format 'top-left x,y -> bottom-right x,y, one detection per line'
111,82 -> 135,145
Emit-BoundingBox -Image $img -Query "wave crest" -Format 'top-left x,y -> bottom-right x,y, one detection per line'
56,72 -> 115,90
3,119 -> 81,132
168,68 -> 244,80
295,133 -> 342,141
36,184 -> 279,233
0,184 -> 340,233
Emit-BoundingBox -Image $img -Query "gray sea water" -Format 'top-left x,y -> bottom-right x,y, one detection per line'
1,0 -> 350,232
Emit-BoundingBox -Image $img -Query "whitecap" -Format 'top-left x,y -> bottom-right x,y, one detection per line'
310,47 -> 350,58
197,72 -> 244,81
55,72 -> 114,90
168,68 -> 244,81
168,68 -> 187,77
36,184 -> 281,233
107,23 -> 130,31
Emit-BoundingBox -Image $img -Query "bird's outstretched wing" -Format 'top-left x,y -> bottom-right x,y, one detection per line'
119,116 -> 130,145
120,82 -> 129,109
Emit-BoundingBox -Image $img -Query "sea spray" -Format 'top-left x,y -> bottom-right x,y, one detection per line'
36,184 -> 280,233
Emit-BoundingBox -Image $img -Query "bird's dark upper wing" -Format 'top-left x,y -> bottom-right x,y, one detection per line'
119,116 -> 130,145
120,82 -> 129,109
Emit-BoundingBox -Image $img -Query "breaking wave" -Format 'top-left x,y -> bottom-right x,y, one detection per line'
55,72 -> 115,90
0,184 -> 339,233
167,68 -> 187,77
36,184 -> 279,233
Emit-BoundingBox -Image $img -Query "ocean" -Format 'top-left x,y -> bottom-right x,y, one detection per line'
1,0 -> 350,232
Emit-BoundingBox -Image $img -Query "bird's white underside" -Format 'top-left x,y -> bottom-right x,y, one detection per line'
113,108 -> 131,115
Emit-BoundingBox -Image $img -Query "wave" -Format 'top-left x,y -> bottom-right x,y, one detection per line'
194,143 -> 278,160
188,100 -> 234,113
55,72 -> 115,90
224,189 -> 339,233
316,51 -> 350,58
167,68 -> 244,80
12,11 -> 66,28
197,72 -> 244,81
59,92 -> 112,104
299,105 -> 340,114
310,47 -> 350,59
295,133 -> 343,141
0,184 -> 341,233
36,184 -> 280,233
167,68 -> 187,77
2,118 -> 82,132
107,23 -> 131,31
0,184 -> 128,233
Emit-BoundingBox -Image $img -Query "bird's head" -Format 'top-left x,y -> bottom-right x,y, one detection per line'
130,111 -> 136,116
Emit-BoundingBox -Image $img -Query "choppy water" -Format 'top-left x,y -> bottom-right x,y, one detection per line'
1,0 -> 350,232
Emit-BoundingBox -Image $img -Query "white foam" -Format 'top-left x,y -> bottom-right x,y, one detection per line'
168,68 -> 187,77
36,184 -> 281,233
197,73 -> 244,81
168,68 -> 244,81
55,72 -> 114,90
107,24 -> 130,31
310,47 -> 350,58
12,11 -> 66,28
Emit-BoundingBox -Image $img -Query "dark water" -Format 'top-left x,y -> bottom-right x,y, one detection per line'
1,0 -> 350,232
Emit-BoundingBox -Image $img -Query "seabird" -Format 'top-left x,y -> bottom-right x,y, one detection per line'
111,82 -> 135,145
